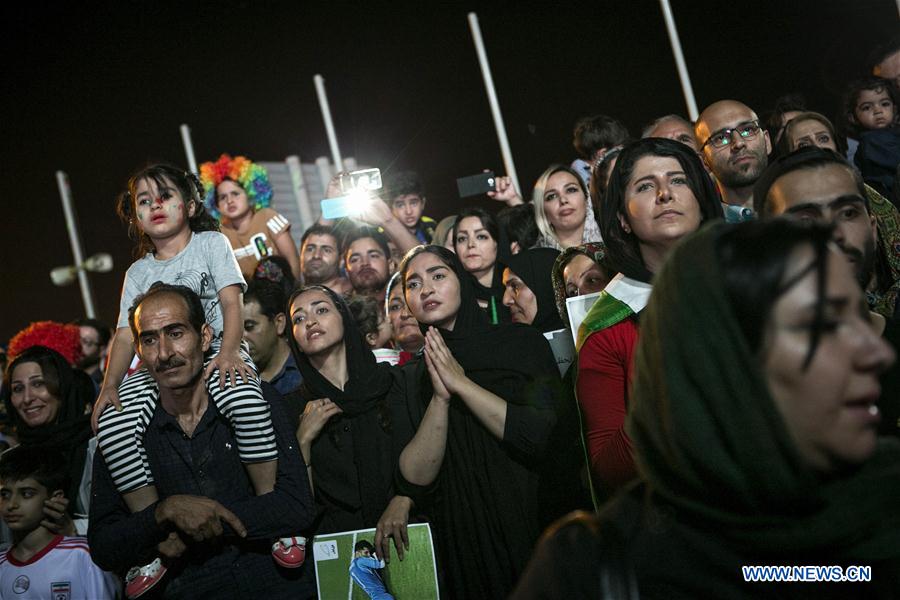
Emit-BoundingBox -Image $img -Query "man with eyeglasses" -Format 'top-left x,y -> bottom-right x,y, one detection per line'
695,100 -> 771,222
74,317 -> 111,390
752,146 -> 900,439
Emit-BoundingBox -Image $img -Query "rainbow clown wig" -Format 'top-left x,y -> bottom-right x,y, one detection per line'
199,153 -> 274,219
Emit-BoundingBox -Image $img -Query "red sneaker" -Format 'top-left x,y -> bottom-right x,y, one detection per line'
272,536 -> 307,568
125,557 -> 167,599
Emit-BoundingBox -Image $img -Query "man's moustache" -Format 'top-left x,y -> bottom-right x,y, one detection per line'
156,359 -> 186,372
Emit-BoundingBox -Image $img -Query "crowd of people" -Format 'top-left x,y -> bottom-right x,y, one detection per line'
1,33 -> 899,600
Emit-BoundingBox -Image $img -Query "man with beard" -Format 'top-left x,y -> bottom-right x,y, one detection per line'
754,147 -> 900,437
695,100 -> 771,222
243,280 -> 301,395
344,227 -> 393,303
299,224 -> 352,294
75,318 -> 111,389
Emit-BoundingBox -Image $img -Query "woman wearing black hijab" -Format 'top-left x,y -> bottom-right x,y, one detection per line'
392,245 -> 559,599
452,207 -> 511,324
285,285 -> 409,541
503,247 -> 596,524
2,345 -> 95,533
501,247 -> 564,333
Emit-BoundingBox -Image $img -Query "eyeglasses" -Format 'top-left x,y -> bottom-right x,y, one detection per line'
701,120 -> 762,151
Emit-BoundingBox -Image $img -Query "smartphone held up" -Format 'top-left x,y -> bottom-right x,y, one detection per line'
321,168 -> 383,220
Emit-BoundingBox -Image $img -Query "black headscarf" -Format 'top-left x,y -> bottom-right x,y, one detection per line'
286,285 -> 394,526
396,246 -> 561,597
2,346 -> 94,510
504,247 -> 564,333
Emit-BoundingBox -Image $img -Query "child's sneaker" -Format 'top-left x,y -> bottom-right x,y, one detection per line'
272,536 -> 306,568
125,557 -> 167,599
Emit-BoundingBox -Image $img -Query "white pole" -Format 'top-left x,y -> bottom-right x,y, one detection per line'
313,75 -> 344,173
180,124 -> 198,174
286,155 -> 314,231
56,171 -> 97,318
658,0 -> 699,121
467,13 -> 520,193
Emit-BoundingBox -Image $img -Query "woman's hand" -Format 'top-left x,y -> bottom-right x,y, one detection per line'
297,398 -> 343,458
91,386 -> 121,432
487,175 -> 524,206
374,496 -> 413,563
425,334 -> 451,403
204,349 -> 255,390
42,496 -> 76,536
425,327 -> 468,396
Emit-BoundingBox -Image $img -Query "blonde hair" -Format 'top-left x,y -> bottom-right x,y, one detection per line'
531,164 -> 589,246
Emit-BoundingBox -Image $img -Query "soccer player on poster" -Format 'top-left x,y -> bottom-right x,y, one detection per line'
349,540 -> 394,600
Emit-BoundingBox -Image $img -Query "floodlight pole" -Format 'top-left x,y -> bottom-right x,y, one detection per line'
180,124 -> 198,174
467,13 -> 520,194
314,75 -> 344,174
55,171 -> 97,318
658,0 -> 699,121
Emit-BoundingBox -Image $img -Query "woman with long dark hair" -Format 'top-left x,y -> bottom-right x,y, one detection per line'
285,285 -> 410,540
577,138 -> 723,494
392,246 -> 559,598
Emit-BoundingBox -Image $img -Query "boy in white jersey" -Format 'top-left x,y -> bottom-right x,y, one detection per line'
0,446 -> 120,599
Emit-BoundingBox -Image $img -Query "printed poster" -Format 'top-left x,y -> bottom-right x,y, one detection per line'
313,523 -> 439,599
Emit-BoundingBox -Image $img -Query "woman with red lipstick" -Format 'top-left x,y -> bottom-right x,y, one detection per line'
576,138 -> 723,497
3,346 -> 95,536
452,207 -> 510,324
393,246 -> 559,598
533,165 -> 603,250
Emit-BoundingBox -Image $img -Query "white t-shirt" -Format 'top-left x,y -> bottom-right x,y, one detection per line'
117,231 -> 246,337
0,535 -> 120,599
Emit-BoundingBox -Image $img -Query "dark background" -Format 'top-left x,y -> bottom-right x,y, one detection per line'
2,0 -> 897,343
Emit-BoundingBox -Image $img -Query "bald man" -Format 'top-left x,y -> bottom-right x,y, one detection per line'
695,100 -> 771,219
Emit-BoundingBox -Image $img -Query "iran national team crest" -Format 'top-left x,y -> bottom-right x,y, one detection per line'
51,581 -> 71,600
13,575 -> 29,593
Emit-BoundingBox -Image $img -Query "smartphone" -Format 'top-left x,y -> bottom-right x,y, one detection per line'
456,171 -> 496,198
339,168 -> 382,194
321,195 -> 366,220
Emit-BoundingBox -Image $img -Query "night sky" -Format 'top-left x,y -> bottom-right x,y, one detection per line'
2,0 -> 897,344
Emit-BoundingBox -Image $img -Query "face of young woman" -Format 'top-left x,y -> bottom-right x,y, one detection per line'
563,253 -> 611,297
290,290 -> 345,357
763,246 -> 895,473
216,180 -> 252,221
404,252 -> 462,330
502,269 -> 538,325
454,216 -> 497,274
542,171 -> 587,233
133,176 -> 195,242
619,155 -> 702,253
787,119 -> 839,152
854,88 -> 895,130
9,362 -> 61,428
388,286 -> 425,350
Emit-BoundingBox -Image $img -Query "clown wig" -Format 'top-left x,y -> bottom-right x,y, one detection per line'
199,153 -> 274,219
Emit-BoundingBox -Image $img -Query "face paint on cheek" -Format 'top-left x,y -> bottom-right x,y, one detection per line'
137,209 -> 146,221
